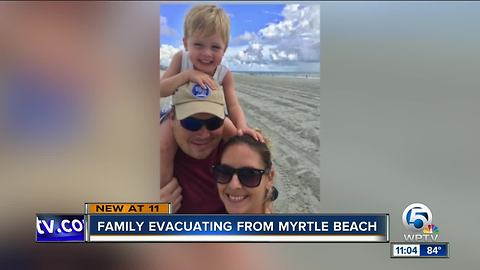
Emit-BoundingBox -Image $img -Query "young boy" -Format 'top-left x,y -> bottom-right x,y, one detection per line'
160,5 -> 261,190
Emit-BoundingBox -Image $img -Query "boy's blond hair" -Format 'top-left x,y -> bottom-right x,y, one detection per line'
184,5 -> 230,47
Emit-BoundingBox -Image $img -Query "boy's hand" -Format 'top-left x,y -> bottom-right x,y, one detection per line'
160,177 -> 183,213
188,70 -> 218,91
237,127 -> 265,143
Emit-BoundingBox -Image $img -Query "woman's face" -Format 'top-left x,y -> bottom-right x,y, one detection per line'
217,143 -> 273,214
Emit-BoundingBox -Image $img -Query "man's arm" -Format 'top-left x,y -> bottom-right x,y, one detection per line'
159,177 -> 183,213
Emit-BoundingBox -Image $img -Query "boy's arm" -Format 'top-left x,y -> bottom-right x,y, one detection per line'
160,51 -> 189,97
222,71 -> 247,129
161,51 -> 218,97
223,71 -> 264,142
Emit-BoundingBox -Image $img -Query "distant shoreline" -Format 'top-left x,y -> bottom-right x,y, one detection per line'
161,69 -> 319,80
233,71 -> 320,80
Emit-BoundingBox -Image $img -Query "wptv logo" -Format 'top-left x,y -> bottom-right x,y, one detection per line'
402,203 -> 439,242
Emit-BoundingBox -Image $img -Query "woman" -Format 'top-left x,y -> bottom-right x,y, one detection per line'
213,134 -> 278,214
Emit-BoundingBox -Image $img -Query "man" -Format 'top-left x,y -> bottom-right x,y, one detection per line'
160,82 -> 227,214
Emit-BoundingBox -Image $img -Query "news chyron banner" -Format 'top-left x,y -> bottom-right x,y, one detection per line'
36,203 -> 389,242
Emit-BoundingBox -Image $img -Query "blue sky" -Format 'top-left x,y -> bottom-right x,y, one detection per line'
160,4 -> 320,73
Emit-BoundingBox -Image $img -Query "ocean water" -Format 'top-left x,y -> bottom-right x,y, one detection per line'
232,71 -> 320,79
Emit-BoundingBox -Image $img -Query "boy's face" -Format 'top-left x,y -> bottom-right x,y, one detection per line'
183,32 -> 227,76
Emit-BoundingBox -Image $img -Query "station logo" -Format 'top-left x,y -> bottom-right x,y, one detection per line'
402,203 -> 439,242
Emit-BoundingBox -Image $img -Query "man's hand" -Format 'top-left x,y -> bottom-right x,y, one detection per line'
188,70 -> 217,90
160,177 -> 183,213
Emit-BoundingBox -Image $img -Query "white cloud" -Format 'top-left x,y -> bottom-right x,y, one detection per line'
160,44 -> 182,67
232,4 -> 320,72
231,31 -> 257,45
160,16 -> 176,36
270,49 -> 298,61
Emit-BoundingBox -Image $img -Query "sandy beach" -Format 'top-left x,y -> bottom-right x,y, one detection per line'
234,73 -> 320,213
160,71 -> 321,213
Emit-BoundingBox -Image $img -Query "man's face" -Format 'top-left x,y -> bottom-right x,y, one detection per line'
172,112 -> 224,159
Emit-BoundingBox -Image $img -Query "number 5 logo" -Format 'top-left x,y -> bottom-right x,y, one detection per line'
402,203 -> 432,230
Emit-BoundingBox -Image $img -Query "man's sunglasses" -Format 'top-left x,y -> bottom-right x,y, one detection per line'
180,116 -> 224,131
212,164 -> 268,188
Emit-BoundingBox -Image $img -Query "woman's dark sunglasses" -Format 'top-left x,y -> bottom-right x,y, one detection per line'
212,164 -> 267,188
180,116 -> 224,131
